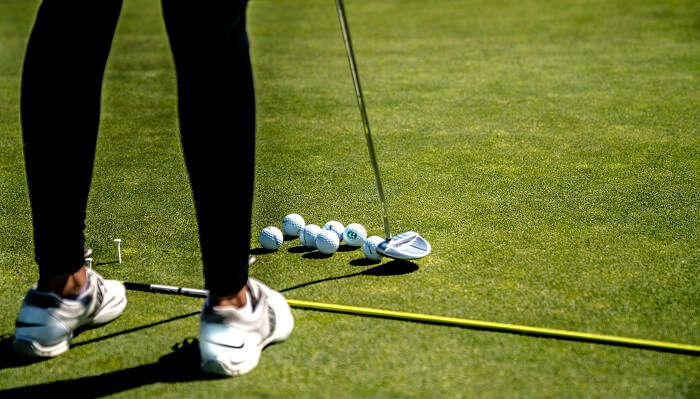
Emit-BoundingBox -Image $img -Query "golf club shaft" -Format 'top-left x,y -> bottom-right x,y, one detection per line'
335,0 -> 392,239
123,282 -> 699,355
123,256 -> 256,296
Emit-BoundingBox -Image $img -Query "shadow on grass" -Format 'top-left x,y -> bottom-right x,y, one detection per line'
0,335 -> 46,369
337,244 -> 359,253
301,251 -> 333,260
0,312 -> 201,372
95,260 -> 119,266
72,312 -> 200,348
250,248 -> 276,255
280,260 -> 418,293
349,258 -> 382,267
287,245 -> 314,254
0,338 -> 220,398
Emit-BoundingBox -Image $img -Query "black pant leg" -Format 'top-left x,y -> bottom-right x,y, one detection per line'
162,0 -> 256,297
22,0 -> 123,281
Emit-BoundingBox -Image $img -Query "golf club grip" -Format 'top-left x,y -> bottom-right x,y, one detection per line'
335,0 -> 392,239
124,282 -> 208,298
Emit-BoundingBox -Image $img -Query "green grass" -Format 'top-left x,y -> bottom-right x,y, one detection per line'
1,0 -> 699,397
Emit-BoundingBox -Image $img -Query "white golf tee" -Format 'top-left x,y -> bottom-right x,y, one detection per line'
114,238 -> 122,263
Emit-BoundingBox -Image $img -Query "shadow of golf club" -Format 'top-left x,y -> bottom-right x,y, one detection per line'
72,312 -> 200,348
279,260 -> 418,293
95,260 -> 119,266
0,338 -> 218,398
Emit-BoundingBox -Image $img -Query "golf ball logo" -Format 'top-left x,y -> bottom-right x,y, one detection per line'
343,223 -> 367,247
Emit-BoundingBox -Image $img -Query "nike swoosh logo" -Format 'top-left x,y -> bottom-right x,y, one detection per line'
206,340 -> 244,349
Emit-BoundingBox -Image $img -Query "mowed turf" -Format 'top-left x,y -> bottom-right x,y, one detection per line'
0,0 -> 698,397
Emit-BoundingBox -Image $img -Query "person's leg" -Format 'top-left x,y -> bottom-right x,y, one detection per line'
14,0 -> 127,358
161,0 -> 255,301
162,0 -> 293,376
22,0 -> 123,294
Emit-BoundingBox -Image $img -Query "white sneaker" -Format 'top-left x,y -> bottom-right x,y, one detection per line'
199,278 -> 294,376
12,268 -> 127,357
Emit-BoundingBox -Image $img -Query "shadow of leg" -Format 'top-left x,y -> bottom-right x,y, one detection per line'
0,335 -> 47,370
0,311 -> 201,371
0,338 -> 216,398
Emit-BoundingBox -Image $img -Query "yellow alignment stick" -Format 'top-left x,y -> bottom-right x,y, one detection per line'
121,281 -> 699,355
286,299 -> 700,356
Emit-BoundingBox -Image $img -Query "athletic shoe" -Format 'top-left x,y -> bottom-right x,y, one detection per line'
84,247 -> 93,258
199,278 -> 294,376
12,269 -> 127,357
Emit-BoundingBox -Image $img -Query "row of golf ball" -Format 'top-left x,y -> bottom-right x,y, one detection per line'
259,213 -> 384,260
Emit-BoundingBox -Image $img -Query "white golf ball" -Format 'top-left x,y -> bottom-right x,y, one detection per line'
322,220 -> 345,241
259,226 -> 283,250
362,235 -> 385,260
343,223 -> 367,247
299,224 -> 322,248
316,229 -> 340,254
282,213 -> 305,237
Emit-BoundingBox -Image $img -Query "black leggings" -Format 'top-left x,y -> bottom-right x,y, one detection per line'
21,0 -> 255,297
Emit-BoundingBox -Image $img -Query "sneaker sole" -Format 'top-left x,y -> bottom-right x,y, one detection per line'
12,298 -> 125,358
201,360 -> 232,376
201,356 -> 257,377
200,287 -> 294,377
12,336 -> 71,358
13,285 -> 127,358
